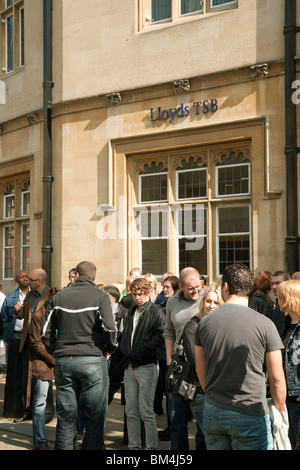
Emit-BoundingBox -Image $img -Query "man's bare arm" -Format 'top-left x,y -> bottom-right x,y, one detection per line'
165,338 -> 174,366
265,349 -> 286,414
195,345 -> 206,391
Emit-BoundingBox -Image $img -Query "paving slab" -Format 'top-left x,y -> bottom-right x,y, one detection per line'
0,375 -> 197,451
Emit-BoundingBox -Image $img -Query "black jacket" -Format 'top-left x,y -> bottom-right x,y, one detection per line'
182,315 -> 203,393
248,291 -> 273,319
44,278 -> 117,358
118,300 -> 165,369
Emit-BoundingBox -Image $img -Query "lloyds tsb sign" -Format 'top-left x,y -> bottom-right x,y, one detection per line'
150,99 -> 218,123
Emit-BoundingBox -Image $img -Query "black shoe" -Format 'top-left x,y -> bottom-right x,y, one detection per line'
158,427 -> 171,441
13,413 -> 32,423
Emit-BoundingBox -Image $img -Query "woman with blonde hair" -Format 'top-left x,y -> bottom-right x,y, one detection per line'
277,279 -> 300,449
199,283 -> 224,319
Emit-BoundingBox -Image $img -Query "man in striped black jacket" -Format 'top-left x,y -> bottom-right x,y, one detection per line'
45,260 -> 116,450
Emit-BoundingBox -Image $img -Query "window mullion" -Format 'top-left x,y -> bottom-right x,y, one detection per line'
19,6 -> 24,67
173,0 -> 178,21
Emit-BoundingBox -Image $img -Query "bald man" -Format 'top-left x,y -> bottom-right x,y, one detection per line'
164,268 -> 202,364
15,269 -> 49,352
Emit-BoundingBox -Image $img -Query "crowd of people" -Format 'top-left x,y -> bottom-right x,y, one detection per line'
0,263 -> 299,451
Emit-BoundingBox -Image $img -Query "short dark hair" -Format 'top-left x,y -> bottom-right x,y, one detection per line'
103,285 -> 121,303
222,264 -> 253,296
75,261 -> 97,281
272,271 -> 290,281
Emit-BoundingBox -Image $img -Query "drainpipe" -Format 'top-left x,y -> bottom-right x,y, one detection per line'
284,0 -> 299,273
42,0 -> 53,285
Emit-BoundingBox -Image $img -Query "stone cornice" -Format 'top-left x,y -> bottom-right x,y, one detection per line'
0,59 -> 286,130
0,111 -> 42,136
49,59 -> 285,119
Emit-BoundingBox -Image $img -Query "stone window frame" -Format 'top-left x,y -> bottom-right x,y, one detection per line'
130,144 -> 251,277
110,119 -> 270,281
0,0 -> 24,75
0,175 -> 30,279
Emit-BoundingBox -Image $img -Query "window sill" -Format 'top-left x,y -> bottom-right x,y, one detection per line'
137,5 -> 237,34
0,65 -> 24,81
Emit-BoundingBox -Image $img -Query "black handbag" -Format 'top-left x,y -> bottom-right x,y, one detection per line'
166,344 -> 197,403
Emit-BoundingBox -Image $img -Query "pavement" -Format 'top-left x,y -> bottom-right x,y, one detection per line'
0,374 -> 197,451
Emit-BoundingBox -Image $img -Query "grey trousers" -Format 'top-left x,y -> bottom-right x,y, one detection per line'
124,363 -> 159,450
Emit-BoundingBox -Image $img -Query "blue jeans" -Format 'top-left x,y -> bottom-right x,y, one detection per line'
190,392 -> 205,432
32,378 -> 50,448
286,400 -> 300,449
168,392 -> 206,450
124,363 -> 159,450
203,403 -> 273,450
54,356 -> 109,450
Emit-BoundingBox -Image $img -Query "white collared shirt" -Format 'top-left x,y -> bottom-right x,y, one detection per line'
14,288 -> 27,332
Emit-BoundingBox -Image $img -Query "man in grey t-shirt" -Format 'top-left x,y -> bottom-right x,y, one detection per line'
195,264 -> 286,451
